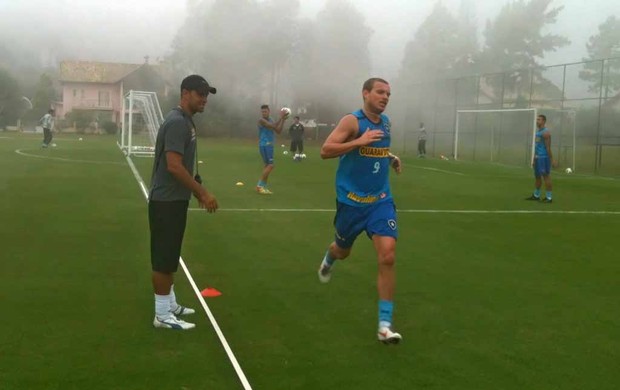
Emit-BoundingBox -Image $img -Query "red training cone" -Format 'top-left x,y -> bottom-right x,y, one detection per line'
201,287 -> 222,298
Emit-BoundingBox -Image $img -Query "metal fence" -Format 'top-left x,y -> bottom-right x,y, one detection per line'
394,57 -> 620,176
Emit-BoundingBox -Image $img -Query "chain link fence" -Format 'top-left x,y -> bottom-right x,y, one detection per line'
392,57 -> 620,176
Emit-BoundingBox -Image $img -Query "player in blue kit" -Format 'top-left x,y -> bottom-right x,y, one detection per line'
256,104 -> 288,195
526,114 -> 557,203
317,78 -> 403,344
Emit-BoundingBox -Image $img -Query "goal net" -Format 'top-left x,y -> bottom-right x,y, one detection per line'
455,108 -> 576,170
118,90 -> 164,157
455,109 -> 536,166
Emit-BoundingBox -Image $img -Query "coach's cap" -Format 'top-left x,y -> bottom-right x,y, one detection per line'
181,74 -> 217,95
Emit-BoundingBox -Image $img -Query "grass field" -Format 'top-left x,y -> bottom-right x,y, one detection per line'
1,132 -> 619,390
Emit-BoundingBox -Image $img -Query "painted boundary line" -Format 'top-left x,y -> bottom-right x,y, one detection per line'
189,207 -> 620,215
404,163 -> 467,176
15,148 -> 126,165
123,153 -> 253,390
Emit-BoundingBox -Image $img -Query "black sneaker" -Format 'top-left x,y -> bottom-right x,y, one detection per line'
542,198 -> 553,203
525,195 -> 540,201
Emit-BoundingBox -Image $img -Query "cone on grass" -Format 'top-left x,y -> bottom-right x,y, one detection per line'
201,287 -> 222,298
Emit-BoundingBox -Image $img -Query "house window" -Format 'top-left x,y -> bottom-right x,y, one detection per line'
98,91 -> 110,107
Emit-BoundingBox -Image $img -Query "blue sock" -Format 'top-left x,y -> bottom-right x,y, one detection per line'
546,191 -> 552,200
534,188 -> 541,198
322,250 -> 335,267
257,180 -> 266,187
378,300 -> 394,327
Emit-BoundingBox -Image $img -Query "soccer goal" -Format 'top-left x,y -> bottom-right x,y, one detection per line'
118,90 -> 164,157
455,108 -> 537,166
455,108 -> 576,169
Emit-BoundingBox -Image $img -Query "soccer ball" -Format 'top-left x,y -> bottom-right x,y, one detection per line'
283,150 -> 289,155
281,107 -> 292,118
565,167 -> 573,174
300,153 -> 306,159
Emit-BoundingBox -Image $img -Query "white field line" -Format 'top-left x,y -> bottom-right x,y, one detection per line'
189,207 -> 620,215
123,153 -> 253,390
15,148 -> 126,165
403,163 -> 466,176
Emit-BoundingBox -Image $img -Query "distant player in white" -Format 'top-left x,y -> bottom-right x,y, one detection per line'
40,109 -> 55,148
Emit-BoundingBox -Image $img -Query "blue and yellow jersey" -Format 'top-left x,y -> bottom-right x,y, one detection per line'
336,109 -> 392,207
258,117 -> 274,146
534,127 -> 549,157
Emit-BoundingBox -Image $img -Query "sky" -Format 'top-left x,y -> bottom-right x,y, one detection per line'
0,0 -> 618,78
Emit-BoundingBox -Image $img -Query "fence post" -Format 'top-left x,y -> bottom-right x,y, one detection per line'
594,59 -> 605,173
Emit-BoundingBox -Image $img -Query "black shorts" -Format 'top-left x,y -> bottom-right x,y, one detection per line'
148,200 -> 189,273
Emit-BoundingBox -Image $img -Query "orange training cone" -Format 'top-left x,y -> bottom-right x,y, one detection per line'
201,287 -> 222,298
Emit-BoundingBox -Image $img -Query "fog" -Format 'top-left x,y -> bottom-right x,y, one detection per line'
1,0 -> 619,138
1,0 -> 616,74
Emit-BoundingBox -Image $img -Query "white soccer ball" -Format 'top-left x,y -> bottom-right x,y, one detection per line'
300,153 -> 306,159
565,167 -> 573,174
281,107 -> 292,118
283,150 -> 289,155
78,137 -> 83,141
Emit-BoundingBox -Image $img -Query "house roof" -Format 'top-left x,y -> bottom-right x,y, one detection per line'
59,60 -> 144,84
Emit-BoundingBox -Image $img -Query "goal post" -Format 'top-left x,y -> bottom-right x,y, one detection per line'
118,90 -> 164,157
455,108 -> 577,170
455,108 -> 538,167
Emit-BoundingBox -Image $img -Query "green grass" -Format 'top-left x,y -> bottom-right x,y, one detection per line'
1,132 -> 619,389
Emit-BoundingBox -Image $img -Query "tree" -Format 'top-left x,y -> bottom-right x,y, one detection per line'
579,16 -> 620,98
0,67 -> 21,128
399,3 -> 478,85
167,0 -> 300,136
479,0 -> 569,103
289,0 -> 373,124
29,73 -> 56,122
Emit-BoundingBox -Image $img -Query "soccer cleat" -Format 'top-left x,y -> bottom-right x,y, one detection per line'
378,327 -> 402,344
317,264 -> 332,283
525,195 -> 540,201
171,305 -> 195,316
153,315 -> 195,330
256,186 -> 273,195
542,198 -> 553,203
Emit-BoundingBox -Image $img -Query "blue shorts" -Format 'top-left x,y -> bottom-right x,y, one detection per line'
259,145 -> 274,165
534,156 -> 551,177
333,200 -> 398,249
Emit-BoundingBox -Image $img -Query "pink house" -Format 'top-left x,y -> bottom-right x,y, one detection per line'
55,60 -> 168,125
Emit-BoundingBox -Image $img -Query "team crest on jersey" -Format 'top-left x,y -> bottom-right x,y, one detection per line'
387,219 -> 397,230
384,120 -> 391,134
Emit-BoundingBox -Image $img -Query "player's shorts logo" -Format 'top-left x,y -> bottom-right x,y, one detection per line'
387,219 -> 397,230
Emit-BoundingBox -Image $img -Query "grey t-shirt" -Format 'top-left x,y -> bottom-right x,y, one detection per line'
418,127 -> 427,141
149,108 -> 197,201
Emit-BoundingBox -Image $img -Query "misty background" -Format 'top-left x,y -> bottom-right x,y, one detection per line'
1,0 -> 619,142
